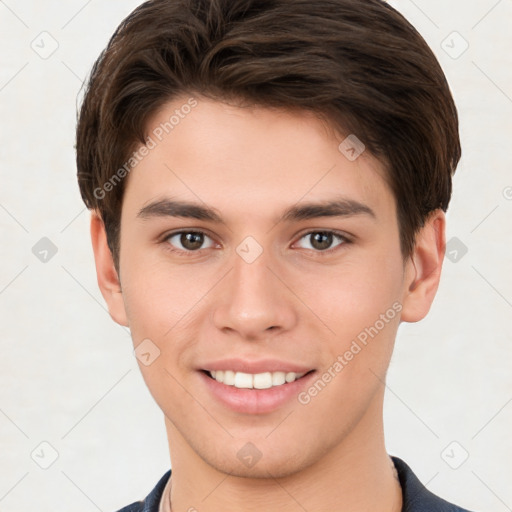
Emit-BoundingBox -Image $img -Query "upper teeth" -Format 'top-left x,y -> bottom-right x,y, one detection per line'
209,370 -> 306,389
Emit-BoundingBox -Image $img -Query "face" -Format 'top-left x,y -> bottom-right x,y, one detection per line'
94,96 -> 441,479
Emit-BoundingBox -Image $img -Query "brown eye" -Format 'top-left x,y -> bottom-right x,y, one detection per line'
296,231 -> 347,252
165,231 -> 214,252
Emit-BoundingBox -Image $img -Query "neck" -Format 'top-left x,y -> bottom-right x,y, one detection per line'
164,393 -> 402,512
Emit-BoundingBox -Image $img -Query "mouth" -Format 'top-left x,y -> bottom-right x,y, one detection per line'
202,369 -> 314,389
198,367 -> 317,414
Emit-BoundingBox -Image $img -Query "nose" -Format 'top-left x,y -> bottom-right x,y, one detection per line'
212,245 -> 298,341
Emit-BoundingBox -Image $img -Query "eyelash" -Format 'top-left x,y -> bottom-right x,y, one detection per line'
161,229 -> 352,257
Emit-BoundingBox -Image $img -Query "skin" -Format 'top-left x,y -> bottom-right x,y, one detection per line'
91,96 -> 445,512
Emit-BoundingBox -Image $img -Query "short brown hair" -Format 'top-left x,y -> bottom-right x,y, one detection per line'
76,0 -> 461,269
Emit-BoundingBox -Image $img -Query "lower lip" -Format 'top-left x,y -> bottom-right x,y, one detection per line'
199,370 -> 316,414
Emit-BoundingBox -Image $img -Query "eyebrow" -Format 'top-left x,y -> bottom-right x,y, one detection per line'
137,196 -> 376,224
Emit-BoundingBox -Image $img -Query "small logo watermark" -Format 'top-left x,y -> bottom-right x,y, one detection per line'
134,338 -> 161,366
32,237 -> 58,263
441,441 -> 469,469
236,236 -> 263,264
237,442 -> 262,468
31,441 -> 59,469
338,134 -> 366,161
30,31 -> 59,59
445,237 -> 468,263
441,31 -> 469,60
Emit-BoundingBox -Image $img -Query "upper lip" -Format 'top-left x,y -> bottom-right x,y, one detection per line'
199,358 -> 315,374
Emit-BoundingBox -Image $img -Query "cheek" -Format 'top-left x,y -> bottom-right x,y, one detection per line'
120,254 -> 217,389
297,254 -> 404,398
302,274 -> 401,418
121,270 -> 170,341
120,259 -> 206,408
301,256 -> 402,335
121,250 -> 205,335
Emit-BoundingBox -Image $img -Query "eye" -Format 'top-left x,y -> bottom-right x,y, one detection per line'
164,231 -> 216,252
295,230 -> 349,252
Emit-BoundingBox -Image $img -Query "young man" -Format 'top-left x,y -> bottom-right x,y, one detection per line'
76,0 -> 473,510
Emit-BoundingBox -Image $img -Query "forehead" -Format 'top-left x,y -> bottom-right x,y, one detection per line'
122,96 -> 395,224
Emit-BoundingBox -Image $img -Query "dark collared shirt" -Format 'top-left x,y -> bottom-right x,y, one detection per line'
116,456 -> 475,512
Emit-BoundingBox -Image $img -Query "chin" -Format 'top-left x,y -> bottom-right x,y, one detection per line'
199,442 -> 316,480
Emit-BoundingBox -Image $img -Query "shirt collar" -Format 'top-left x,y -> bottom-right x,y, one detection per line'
391,456 -> 472,511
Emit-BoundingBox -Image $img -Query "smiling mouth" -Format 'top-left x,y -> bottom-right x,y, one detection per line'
202,369 -> 315,389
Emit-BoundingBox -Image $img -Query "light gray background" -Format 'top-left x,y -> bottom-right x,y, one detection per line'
0,1 -> 511,511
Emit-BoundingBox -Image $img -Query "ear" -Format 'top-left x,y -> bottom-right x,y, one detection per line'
400,209 -> 446,323
90,212 -> 129,327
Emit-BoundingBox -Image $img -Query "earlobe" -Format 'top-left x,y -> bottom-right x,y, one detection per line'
400,209 -> 446,323
90,212 -> 129,327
